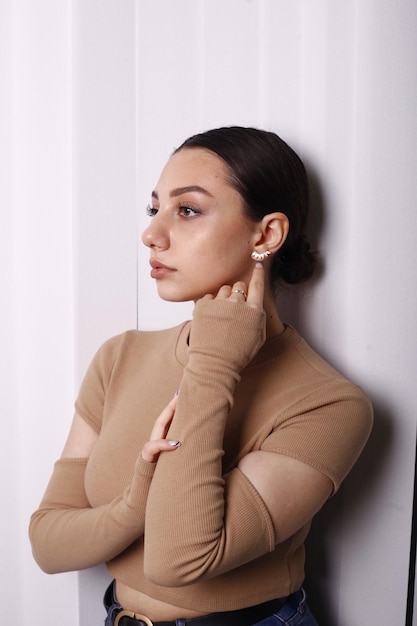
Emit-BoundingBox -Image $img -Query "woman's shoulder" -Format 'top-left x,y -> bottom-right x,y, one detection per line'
97,320 -> 190,357
254,326 -> 373,491
78,321 -> 191,386
75,321 -> 191,427
251,324 -> 372,417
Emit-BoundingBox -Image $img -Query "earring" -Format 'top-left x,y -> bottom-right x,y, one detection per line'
251,249 -> 272,262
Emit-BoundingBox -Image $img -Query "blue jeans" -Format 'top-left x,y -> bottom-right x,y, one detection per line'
104,582 -> 318,626
252,589 -> 318,625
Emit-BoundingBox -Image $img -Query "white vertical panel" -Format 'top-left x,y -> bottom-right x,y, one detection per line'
0,0 -> 21,615
71,1 -> 139,624
73,0 -> 138,372
334,1 -> 417,623
260,1 -> 303,135
6,0 -> 79,624
199,0 -> 262,125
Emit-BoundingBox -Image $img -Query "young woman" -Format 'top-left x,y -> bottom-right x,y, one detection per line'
30,127 -> 373,626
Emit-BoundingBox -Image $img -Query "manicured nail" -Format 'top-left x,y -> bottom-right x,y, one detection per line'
255,262 -> 264,269
168,440 -> 181,447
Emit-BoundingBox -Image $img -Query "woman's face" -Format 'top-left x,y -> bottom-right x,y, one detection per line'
141,147 -> 260,302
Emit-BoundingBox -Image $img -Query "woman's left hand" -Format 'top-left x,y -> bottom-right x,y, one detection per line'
141,393 -> 181,463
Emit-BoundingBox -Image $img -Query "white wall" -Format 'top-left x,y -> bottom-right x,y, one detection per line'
2,1 -> 79,623
4,1 -> 416,625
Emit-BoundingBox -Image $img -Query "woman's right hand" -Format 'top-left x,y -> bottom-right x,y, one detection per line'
189,263 -> 267,375
141,393 -> 181,463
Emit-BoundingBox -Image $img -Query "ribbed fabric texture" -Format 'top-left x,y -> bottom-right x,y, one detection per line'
29,300 -> 373,612
144,299 -> 271,586
29,455 -> 155,573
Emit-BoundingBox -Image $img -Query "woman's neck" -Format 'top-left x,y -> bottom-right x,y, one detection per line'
263,290 -> 285,339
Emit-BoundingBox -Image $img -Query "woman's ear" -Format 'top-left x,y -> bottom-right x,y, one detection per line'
253,212 -> 289,254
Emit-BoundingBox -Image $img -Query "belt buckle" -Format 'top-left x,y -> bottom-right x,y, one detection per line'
114,610 -> 154,626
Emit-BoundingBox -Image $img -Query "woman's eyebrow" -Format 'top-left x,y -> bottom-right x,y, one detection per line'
151,185 -> 214,200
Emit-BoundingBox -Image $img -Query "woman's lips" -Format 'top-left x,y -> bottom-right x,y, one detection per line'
149,259 -> 176,279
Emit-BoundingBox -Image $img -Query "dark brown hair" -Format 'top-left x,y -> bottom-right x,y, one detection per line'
175,126 -> 315,287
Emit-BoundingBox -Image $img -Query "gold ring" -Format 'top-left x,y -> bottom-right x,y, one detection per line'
232,289 -> 247,299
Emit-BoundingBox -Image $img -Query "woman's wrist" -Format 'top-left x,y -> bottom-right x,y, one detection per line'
190,298 -> 266,372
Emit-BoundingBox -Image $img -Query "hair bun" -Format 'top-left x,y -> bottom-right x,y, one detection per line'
276,235 -> 316,285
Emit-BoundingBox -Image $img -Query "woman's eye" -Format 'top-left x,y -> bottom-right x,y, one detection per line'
179,205 -> 200,217
146,205 -> 158,217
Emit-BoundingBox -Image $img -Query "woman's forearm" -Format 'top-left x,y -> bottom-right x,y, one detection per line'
144,299 -> 272,586
29,455 -> 155,573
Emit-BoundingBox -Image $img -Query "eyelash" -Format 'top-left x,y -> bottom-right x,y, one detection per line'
146,204 -> 201,218
146,205 -> 158,217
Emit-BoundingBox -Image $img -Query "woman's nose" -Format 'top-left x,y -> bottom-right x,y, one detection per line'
141,213 -> 169,249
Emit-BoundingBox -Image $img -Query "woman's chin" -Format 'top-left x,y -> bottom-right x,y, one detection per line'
156,287 -> 193,303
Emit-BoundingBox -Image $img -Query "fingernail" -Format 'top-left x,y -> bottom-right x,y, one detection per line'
168,440 -> 181,447
255,262 -> 264,269
175,389 -> 179,395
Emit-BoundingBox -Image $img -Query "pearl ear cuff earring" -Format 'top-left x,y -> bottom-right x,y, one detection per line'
250,250 -> 272,262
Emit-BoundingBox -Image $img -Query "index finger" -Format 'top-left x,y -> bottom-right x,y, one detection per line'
149,393 -> 178,441
246,262 -> 265,310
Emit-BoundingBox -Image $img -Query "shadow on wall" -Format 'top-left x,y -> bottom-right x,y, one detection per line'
304,399 -> 393,625
277,163 -> 394,624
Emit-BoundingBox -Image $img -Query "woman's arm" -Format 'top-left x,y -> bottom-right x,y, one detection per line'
143,267 -> 276,585
238,450 -> 332,545
29,408 -> 179,573
143,266 -> 336,587
60,411 -> 99,458
143,371 -> 332,587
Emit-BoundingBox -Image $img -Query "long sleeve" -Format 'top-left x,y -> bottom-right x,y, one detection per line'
29,455 -> 155,573
144,299 -> 275,587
